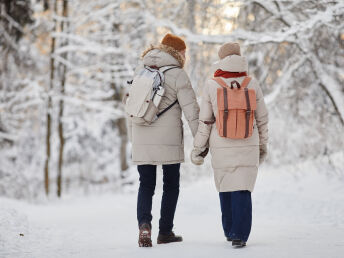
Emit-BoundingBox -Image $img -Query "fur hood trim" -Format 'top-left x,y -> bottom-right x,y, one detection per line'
141,44 -> 185,68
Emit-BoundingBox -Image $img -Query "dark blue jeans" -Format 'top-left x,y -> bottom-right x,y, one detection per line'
219,191 -> 252,242
137,163 -> 180,234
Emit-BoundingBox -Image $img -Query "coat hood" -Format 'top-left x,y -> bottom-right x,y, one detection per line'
211,55 -> 248,73
141,44 -> 185,68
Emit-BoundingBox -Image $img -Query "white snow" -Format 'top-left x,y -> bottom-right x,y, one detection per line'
1,164 -> 344,258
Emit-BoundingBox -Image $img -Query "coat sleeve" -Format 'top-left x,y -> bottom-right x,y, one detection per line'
193,80 -> 215,149
253,79 -> 269,145
175,70 -> 200,137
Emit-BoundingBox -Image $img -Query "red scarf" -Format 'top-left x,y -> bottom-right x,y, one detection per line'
214,69 -> 247,78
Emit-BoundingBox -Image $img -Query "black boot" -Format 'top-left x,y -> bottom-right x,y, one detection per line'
232,239 -> 246,248
138,223 -> 152,247
226,237 -> 233,242
157,231 -> 183,244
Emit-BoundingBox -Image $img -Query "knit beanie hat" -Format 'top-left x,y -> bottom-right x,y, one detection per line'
218,42 -> 241,59
161,33 -> 186,51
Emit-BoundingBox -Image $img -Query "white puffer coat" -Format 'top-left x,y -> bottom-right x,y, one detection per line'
127,44 -> 199,165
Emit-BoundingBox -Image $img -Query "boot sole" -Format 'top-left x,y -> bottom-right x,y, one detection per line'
157,238 -> 183,244
232,243 -> 246,248
232,239 -> 246,248
138,238 -> 152,247
138,232 -> 152,247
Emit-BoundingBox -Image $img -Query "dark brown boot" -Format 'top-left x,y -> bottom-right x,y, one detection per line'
232,239 -> 246,248
138,223 -> 152,247
157,231 -> 183,244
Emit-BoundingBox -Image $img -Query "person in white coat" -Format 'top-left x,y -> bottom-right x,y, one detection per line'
127,33 -> 199,247
191,42 -> 269,247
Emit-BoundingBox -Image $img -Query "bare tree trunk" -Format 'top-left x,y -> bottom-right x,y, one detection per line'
112,84 -> 128,175
117,117 -> 129,174
44,0 -> 57,196
57,0 -> 68,198
43,0 -> 49,10
44,109 -> 51,195
187,0 -> 197,86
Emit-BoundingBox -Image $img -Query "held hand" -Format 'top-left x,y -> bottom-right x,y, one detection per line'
191,147 -> 207,165
199,148 -> 209,158
259,144 -> 267,165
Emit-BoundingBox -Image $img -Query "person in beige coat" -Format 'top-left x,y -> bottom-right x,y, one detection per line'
127,34 -> 199,247
191,43 -> 269,247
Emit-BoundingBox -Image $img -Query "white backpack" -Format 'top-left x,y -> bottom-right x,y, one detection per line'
124,65 -> 178,125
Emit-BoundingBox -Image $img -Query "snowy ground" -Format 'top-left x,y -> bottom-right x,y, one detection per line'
1,165 -> 344,258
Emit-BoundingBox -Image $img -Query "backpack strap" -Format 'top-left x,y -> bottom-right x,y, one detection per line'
212,77 -> 229,89
155,65 -> 179,118
243,77 -> 252,138
241,76 -> 251,88
156,99 -> 178,118
213,76 -> 251,89
222,87 -> 229,137
159,65 -> 179,74
144,65 -> 179,85
244,88 -> 251,138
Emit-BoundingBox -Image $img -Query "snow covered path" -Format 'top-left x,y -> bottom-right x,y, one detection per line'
1,167 -> 344,258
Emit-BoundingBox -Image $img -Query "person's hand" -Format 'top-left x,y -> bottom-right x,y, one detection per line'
259,144 -> 267,165
199,148 -> 209,158
191,147 -> 207,165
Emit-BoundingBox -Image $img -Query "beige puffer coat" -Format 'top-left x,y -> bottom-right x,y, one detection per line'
194,55 -> 269,192
127,44 -> 199,165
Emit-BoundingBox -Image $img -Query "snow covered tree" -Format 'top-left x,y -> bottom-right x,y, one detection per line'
56,0 -> 69,197
0,0 -> 342,199
0,0 -> 45,199
48,0 -> 150,193
233,0 -> 344,165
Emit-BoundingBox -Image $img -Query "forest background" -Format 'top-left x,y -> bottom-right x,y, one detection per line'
0,0 -> 343,200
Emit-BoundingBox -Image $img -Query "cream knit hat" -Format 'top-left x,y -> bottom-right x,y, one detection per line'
218,42 -> 241,59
